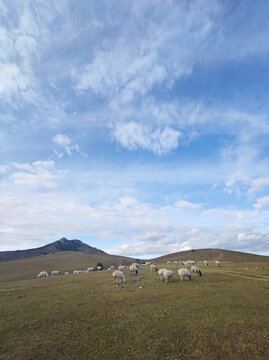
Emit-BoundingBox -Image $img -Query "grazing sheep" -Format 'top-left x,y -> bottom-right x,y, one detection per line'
191,265 -> 202,277
112,270 -> 126,285
150,264 -> 158,272
178,268 -> 191,281
188,260 -> 196,265
87,267 -> 94,272
158,268 -> 167,281
174,260 -> 178,265
73,270 -> 84,274
163,269 -> 173,283
215,260 -> 220,267
118,265 -> 126,271
110,265 -> 115,270
204,260 -> 209,267
145,261 -> 151,266
183,261 -> 191,268
97,266 -> 102,271
131,263 -> 140,268
130,265 -> 138,275
51,270 -> 60,276
64,272 -> 70,275
37,271 -> 49,279
167,261 -> 171,265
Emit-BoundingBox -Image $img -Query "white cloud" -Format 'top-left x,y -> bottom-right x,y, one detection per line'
53,133 -> 87,157
53,133 -> 71,147
249,177 -> 269,194
175,200 -> 201,209
112,122 -> 181,154
254,196 -> 269,210
7,161 -> 66,189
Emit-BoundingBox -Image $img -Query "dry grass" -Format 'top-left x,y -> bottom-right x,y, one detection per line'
0,259 -> 269,360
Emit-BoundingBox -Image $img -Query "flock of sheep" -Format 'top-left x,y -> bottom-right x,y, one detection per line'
112,260 -> 216,284
36,260 -> 221,284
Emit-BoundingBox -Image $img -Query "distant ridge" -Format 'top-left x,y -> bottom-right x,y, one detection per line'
152,248 -> 268,263
0,238 -> 106,262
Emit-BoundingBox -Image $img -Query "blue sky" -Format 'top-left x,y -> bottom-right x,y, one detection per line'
1,0 -> 269,257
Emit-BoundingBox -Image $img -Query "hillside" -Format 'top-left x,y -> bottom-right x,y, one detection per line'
152,248 -> 268,263
0,251 -> 136,282
1,247 -> 268,282
0,238 -> 106,262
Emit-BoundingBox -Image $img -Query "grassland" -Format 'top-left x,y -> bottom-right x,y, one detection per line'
1,258 -> 269,360
0,251 -> 135,282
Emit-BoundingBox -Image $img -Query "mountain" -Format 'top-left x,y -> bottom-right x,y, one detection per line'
0,238 -> 106,262
0,251 -> 136,282
152,248 -> 268,263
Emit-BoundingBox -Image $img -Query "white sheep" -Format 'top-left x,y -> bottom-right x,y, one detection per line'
191,265 -> 202,277
188,260 -> 196,265
173,260 -> 178,265
64,272 -> 70,275
178,268 -> 191,281
131,263 -> 140,268
51,270 -> 60,276
215,260 -> 220,267
158,268 -> 166,281
130,265 -> 138,275
118,265 -> 126,271
110,265 -> 115,270
163,269 -> 173,283
204,260 -> 209,266
112,270 -> 126,285
37,271 -> 48,279
97,266 -> 102,271
183,261 -> 191,268
145,261 -> 151,266
150,264 -> 158,272
73,270 -> 84,274
87,267 -> 94,272
167,261 -> 171,264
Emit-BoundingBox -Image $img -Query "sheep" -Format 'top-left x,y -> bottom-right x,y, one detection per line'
131,263 -> 140,268
130,265 -> 138,275
110,265 -> 115,270
150,264 -> 158,272
204,260 -> 209,267
174,260 -> 178,265
167,261 -> 171,264
191,265 -> 202,277
215,260 -> 220,267
96,266 -> 102,271
158,268 -> 167,281
145,261 -> 151,266
112,270 -> 126,285
87,267 -> 94,272
64,272 -> 70,275
73,270 -> 84,274
163,269 -> 173,283
51,270 -> 60,276
188,260 -> 196,265
37,271 -> 48,279
118,265 -> 126,271
178,268 -> 191,281
183,261 -> 191,268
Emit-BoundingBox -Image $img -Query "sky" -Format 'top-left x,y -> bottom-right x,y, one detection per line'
1,0 -> 269,258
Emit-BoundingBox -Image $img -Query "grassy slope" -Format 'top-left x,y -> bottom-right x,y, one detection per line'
0,259 -> 269,360
152,248 -> 268,263
1,248 -> 268,283
0,251 -> 135,282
